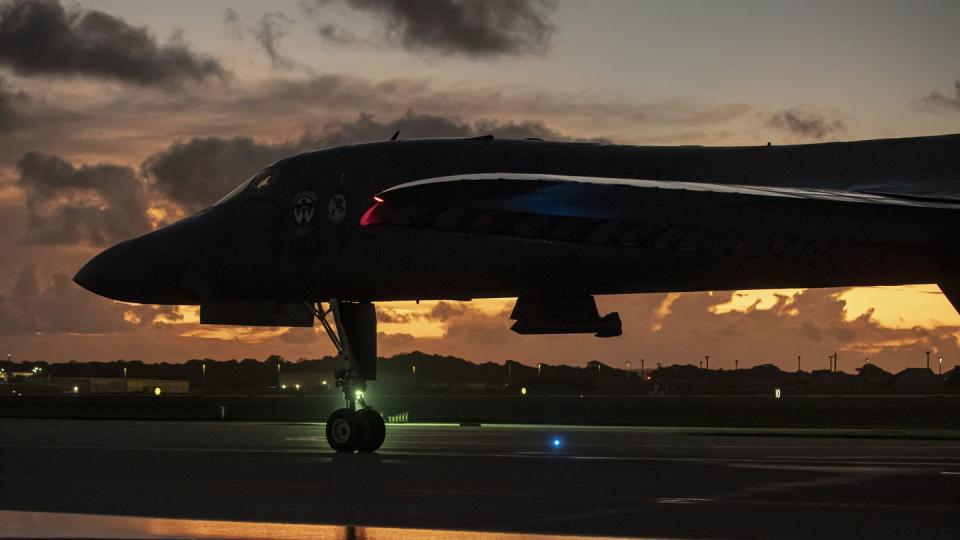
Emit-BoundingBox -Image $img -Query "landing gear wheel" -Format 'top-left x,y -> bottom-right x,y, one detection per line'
357,408 -> 386,452
326,408 -> 366,452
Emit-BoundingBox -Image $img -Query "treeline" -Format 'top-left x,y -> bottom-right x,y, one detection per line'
1,352 -> 617,392
3,352 -> 958,395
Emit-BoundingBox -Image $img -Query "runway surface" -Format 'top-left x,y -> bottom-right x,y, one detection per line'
1,419 -> 959,539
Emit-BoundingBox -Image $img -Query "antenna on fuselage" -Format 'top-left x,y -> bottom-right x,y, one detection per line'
390,131 -> 400,141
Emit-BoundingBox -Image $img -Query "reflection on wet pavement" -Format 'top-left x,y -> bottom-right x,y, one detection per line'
0,511 -> 628,540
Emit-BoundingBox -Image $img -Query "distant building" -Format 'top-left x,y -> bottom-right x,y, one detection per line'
278,372 -> 331,391
856,363 -> 894,386
945,367 -> 959,388
891,368 -> 941,392
13,377 -> 190,394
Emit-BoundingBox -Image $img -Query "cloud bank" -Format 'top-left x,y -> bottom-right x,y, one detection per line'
305,0 -> 557,58
16,151 -> 152,245
767,107 -> 845,139
0,0 -> 225,86
913,80 -> 960,113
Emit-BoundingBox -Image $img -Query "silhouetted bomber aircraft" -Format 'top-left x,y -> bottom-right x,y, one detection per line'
75,133 -> 960,451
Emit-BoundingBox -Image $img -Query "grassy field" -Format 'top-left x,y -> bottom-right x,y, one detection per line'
2,393 -> 959,432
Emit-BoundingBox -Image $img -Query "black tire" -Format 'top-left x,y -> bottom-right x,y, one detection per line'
357,408 -> 386,452
326,408 -> 365,452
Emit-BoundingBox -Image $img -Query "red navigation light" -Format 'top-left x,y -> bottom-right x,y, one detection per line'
360,197 -> 383,226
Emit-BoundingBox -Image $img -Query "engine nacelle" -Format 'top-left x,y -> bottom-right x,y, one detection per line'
510,295 -> 622,338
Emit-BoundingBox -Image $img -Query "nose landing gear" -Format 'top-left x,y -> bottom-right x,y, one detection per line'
312,300 -> 385,452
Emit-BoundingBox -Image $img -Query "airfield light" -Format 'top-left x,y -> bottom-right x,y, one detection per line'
322,380 -> 327,386
520,387 -> 527,395
154,387 -> 162,397
774,388 -> 782,399
73,386 -> 79,393
295,384 -> 301,390
281,384 -> 287,389
552,438 -> 562,448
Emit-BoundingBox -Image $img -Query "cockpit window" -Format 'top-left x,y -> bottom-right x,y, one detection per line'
213,173 -> 257,206
249,170 -> 276,194
212,168 -> 280,206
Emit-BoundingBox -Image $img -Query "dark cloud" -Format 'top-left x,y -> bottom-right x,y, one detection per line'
913,80 -> 960,113
16,151 -> 152,245
223,7 -> 240,26
377,301 -> 467,325
305,0 -> 556,58
0,75 -> 29,129
142,136 -> 294,213
767,107 -> 845,139
316,22 -> 356,45
255,12 -> 294,69
0,76 -> 30,129
0,262 -> 151,335
376,306 -> 415,324
222,7 -> 242,38
0,0 -> 226,86
427,301 -> 467,321
0,76 -> 87,169
221,8 -> 296,69
316,111 -> 474,146
11,261 -> 39,297
126,303 -> 182,327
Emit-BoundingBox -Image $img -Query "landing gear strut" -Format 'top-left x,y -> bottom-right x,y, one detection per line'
312,299 -> 385,452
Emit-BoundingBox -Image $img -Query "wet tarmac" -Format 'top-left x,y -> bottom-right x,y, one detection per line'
1,419 -> 958,539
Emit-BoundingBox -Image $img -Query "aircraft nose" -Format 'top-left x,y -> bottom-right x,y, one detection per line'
74,211 -> 218,304
73,242 -> 125,299
73,234 -> 171,303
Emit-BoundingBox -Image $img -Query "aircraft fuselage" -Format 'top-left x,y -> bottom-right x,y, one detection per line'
75,134 -> 960,305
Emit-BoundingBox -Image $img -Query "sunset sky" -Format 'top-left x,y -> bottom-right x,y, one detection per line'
1,0 -> 960,372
